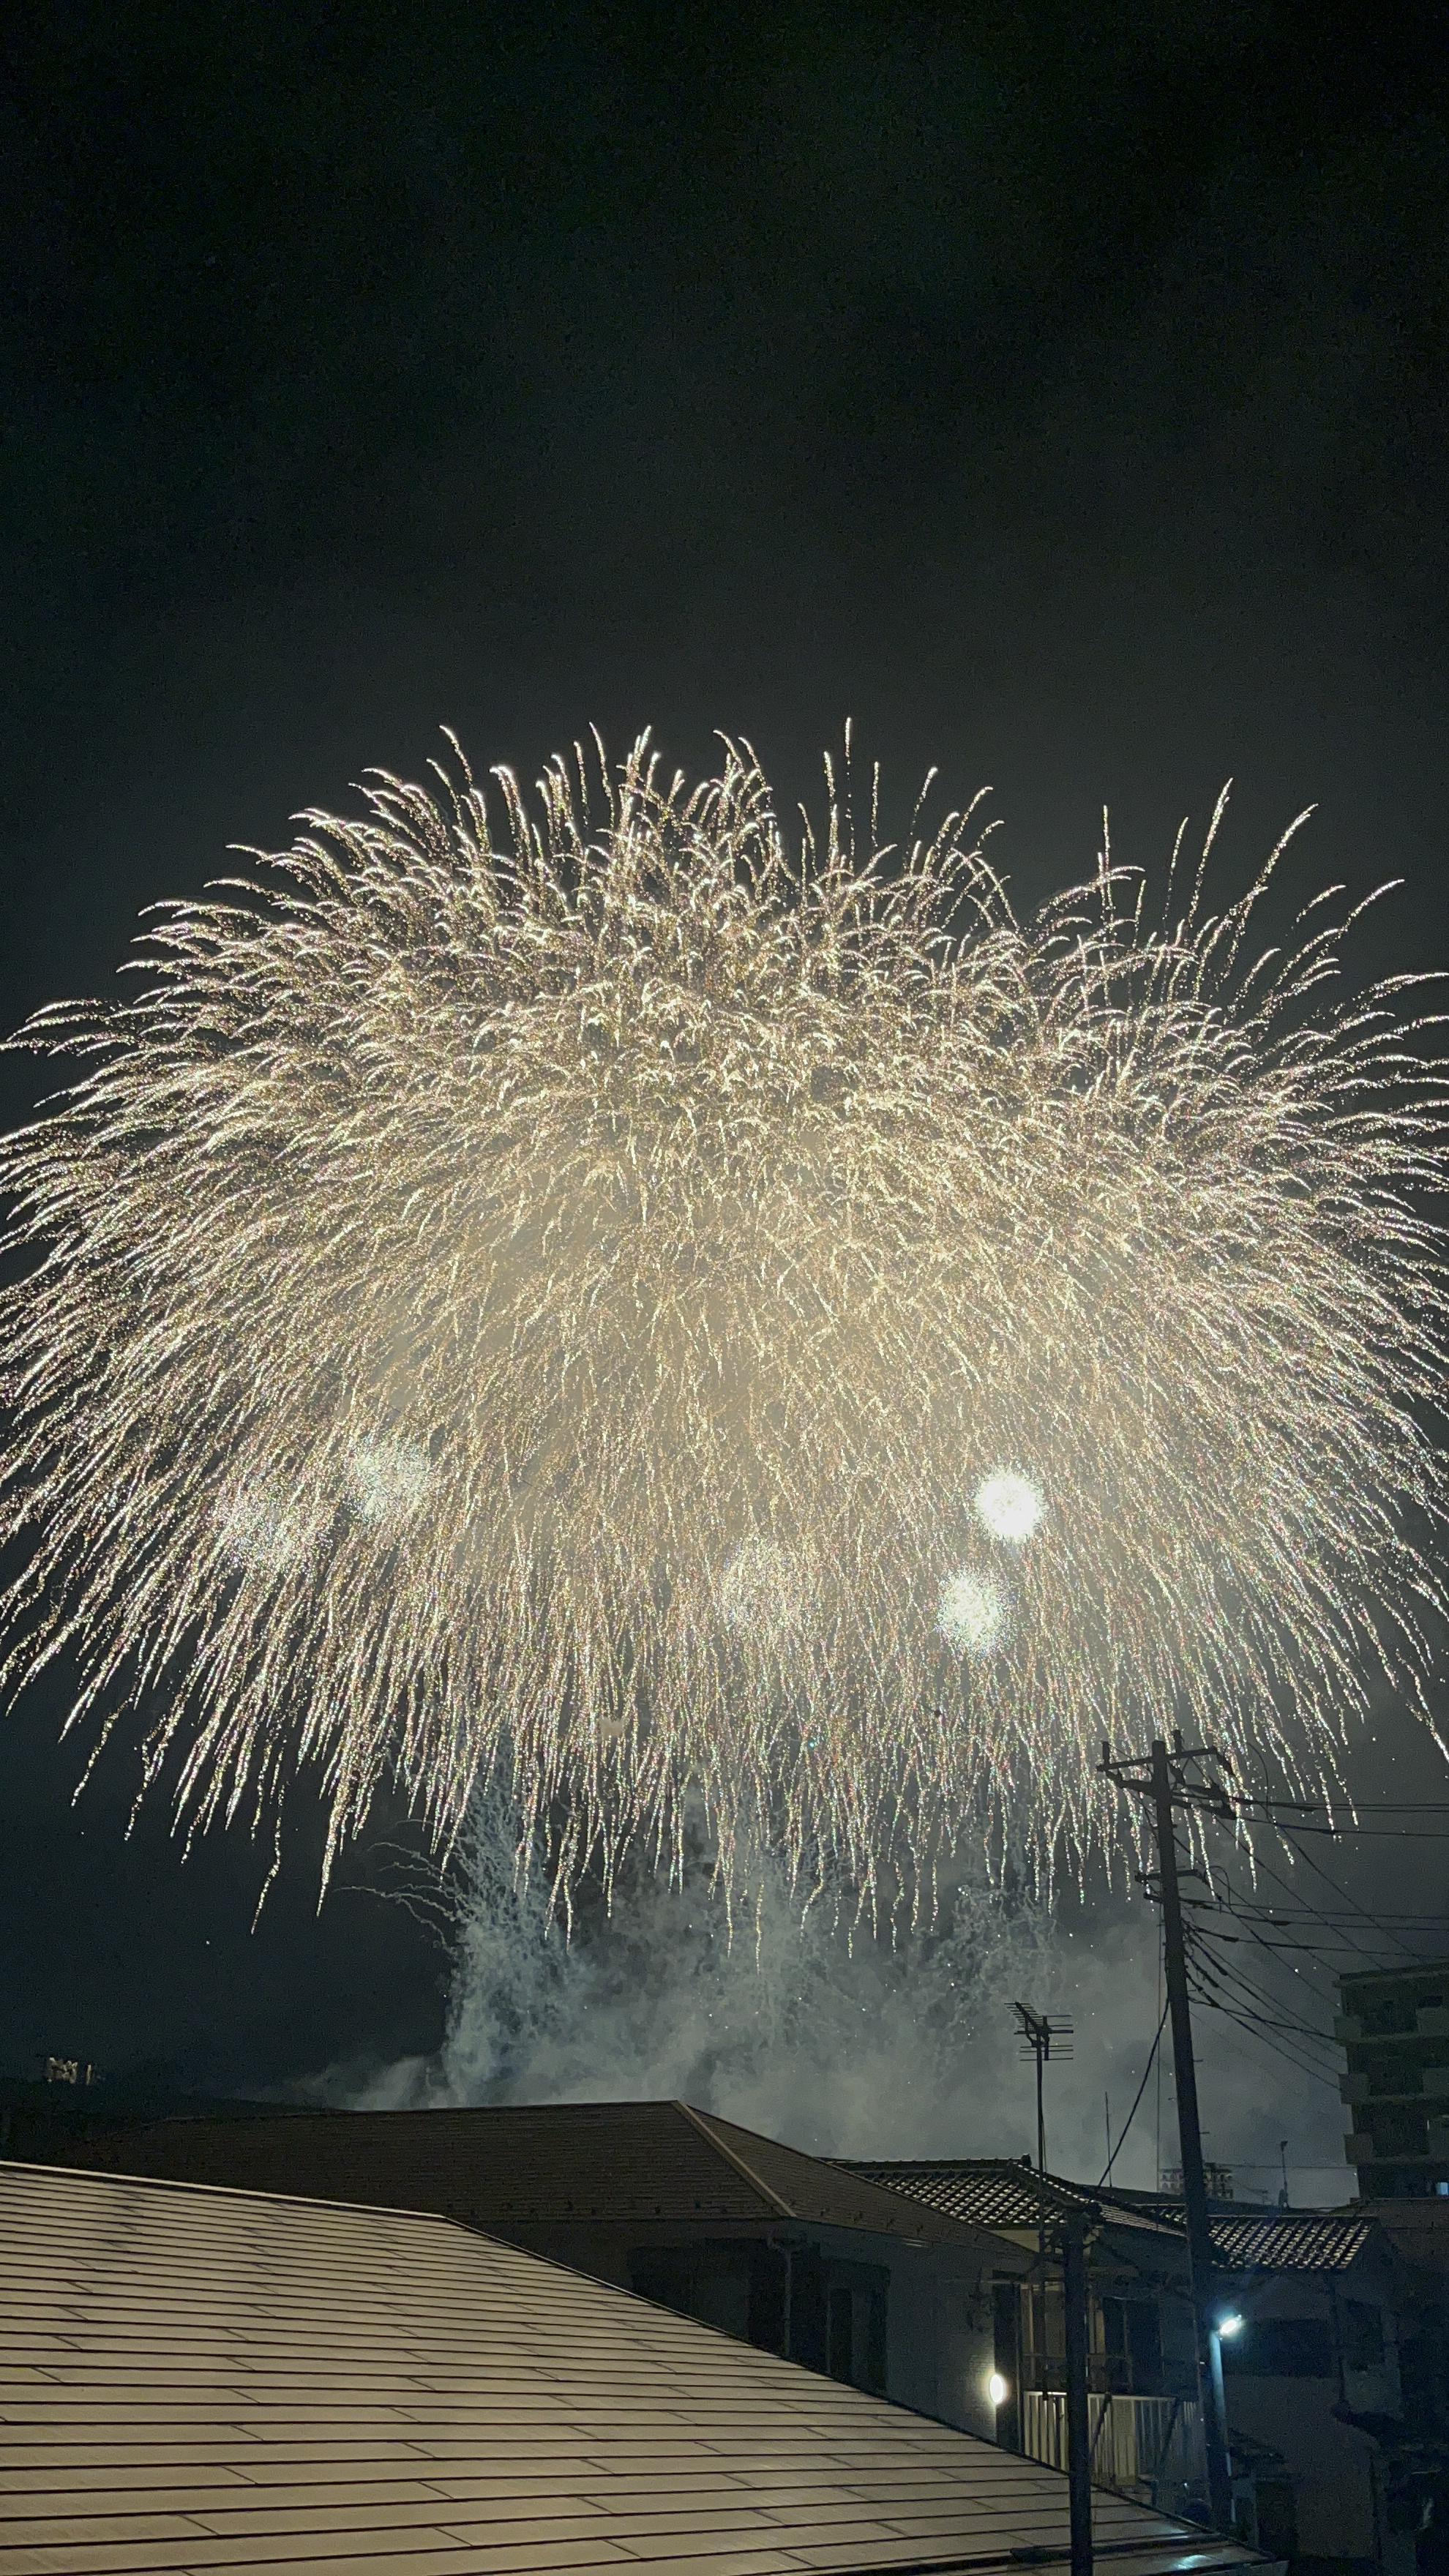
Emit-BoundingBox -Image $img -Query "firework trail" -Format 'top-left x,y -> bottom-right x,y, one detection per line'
1,735 -> 1445,1909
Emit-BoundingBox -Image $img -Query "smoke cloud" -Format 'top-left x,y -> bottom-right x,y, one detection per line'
304,1792 -> 1352,2203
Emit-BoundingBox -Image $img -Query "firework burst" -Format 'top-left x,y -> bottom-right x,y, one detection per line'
1,735 -> 1445,1909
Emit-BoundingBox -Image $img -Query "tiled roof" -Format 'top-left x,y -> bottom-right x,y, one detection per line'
49,2100 -> 998,2247
0,2157 -> 1265,2576
836,2161 -> 1175,2240
1096,2190 -> 1382,2275
1209,2212 -> 1376,2273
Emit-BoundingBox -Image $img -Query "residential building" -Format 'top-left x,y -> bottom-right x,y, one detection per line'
1208,2209 -> 1412,2576
853,2161 -> 1432,2575
0,2155 -> 1272,2576
842,2157 -> 1210,2517
1336,1960 -> 1449,2201
33,2097 -> 1030,2438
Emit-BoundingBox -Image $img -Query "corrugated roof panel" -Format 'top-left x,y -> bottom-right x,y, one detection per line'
0,2160 -> 1266,2576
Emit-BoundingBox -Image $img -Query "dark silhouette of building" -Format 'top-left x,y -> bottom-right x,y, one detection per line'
1338,1961 -> 1449,2201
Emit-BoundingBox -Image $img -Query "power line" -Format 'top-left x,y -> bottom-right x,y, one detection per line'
1186,1962 -> 1345,2093
1312,1827 -> 1449,1839
1193,1865 -> 1344,2002
1311,1804 -> 1449,1814
1239,1800 -> 1449,1814
1227,1840 -> 1419,1970
1186,1936 -> 1343,2062
1187,1929 -> 1341,2054
1194,1994 -> 1344,2094
1098,1995 -> 1170,2188
1216,1916 -> 1449,1937
1272,1822 -> 1430,1963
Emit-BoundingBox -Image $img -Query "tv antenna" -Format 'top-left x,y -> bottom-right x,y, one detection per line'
1014,1999 -> 1074,2176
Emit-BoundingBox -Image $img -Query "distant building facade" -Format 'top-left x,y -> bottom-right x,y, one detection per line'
1338,1961 -> 1449,2200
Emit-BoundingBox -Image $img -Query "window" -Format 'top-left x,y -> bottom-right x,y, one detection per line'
827,2281 -> 886,2390
1101,2296 -> 1164,2393
1342,2299 -> 1385,2371
629,2242 -> 789,2355
1222,2315 -> 1335,2378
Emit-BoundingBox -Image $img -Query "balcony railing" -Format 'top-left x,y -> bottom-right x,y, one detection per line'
1342,2067 -> 1449,2105
1021,2392 -> 1202,2509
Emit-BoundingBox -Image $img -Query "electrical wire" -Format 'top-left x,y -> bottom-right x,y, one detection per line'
1098,1996 -> 1171,2189
1273,1821 -> 1439,1962
1186,1929 -> 1341,2054
1191,1868 -> 1343,2005
1227,1840 -> 1423,1969
1186,1950 -> 1343,2077
1186,1963 -> 1345,2092
1184,1909 -> 1345,2064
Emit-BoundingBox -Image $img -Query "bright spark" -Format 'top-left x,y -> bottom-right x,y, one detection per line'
937,1569 -> 1009,1657
973,1472 -> 1045,1545
347,1434 -> 433,1529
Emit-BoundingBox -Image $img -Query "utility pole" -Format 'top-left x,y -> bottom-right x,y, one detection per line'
1014,2000 -> 1074,2175
1098,1734 -> 1234,2535
1061,2212 -> 1093,2576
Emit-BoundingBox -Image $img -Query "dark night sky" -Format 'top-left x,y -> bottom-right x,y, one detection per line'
2,1 -> 1449,2115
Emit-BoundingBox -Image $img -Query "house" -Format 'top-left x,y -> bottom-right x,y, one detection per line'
839,2157 -> 1206,2518
1206,2209 -> 1407,2572
1101,2185 -> 1445,2572
32,2100 -> 1030,2439
852,2157 -> 1429,2576
0,2156 -> 1271,2576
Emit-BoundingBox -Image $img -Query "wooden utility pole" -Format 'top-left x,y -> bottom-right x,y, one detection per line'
1061,2212 -> 1093,2576
1098,1733 -> 1235,2534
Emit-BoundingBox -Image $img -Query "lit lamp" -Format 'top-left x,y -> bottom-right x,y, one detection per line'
988,2371 -> 1009,2409
1207,2315 -> 1242,2501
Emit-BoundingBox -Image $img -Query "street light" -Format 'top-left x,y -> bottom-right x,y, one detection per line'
1216,2313 -> 1244,2340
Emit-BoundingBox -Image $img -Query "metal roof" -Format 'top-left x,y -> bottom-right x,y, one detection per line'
0,2157 -> 1265,2576
46,2100 -> 1004,2247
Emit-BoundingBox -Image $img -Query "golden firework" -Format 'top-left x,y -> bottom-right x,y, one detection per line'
1,736 -> 1445,1906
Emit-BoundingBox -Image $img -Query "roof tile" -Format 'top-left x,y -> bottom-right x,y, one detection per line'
0,2160 -> 1264,2576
